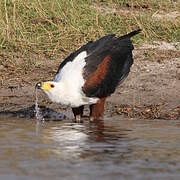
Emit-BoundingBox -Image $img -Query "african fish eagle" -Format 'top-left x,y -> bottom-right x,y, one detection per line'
36,29 -> 141,122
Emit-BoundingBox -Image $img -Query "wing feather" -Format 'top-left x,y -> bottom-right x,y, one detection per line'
82,29 -> 141,97
54,34 -> 115,82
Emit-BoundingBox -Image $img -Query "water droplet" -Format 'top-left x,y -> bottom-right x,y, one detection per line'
34,89 -> 45,121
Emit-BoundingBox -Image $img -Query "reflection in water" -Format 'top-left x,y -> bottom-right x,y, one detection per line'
44,120 -> 131,160
89,120 -> 105,142
0,118 -> 180,180
47,124 -> 88,158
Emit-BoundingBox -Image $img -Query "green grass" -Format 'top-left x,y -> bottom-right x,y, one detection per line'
0,0 -> 179,61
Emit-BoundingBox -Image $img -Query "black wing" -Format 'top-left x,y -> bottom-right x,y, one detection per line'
83,29 -> 141,98
53,34 -> 116,81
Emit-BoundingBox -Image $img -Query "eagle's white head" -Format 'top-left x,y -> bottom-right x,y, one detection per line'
36,81 -> 64,104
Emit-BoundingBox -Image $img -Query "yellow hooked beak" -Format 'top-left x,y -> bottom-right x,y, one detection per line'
42,82 -> 52,92
36,82 -> 54,92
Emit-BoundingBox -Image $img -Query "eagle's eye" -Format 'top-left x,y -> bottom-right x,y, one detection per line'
50,84 -> 55,88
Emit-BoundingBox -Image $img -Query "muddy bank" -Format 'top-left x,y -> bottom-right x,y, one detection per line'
108,55 -> 180,120
0,44 -> 180,120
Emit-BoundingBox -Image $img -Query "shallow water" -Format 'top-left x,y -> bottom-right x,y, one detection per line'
0,117 -> 180,180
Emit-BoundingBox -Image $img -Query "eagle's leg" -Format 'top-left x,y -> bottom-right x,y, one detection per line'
89,98 -> 106,122
72,106 -> 84,123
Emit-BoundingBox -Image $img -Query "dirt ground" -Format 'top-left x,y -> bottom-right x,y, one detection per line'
0,42 -> 180,120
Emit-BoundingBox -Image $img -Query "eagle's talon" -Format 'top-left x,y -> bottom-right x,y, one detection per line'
74,115 -> 83,123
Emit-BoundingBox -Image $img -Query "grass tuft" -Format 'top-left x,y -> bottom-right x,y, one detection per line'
0,0 -> 179,61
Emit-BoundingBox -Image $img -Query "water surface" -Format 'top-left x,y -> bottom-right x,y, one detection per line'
0,117 -> 180,180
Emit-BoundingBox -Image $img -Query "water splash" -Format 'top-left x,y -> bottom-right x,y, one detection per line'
34,89 -> 45,121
